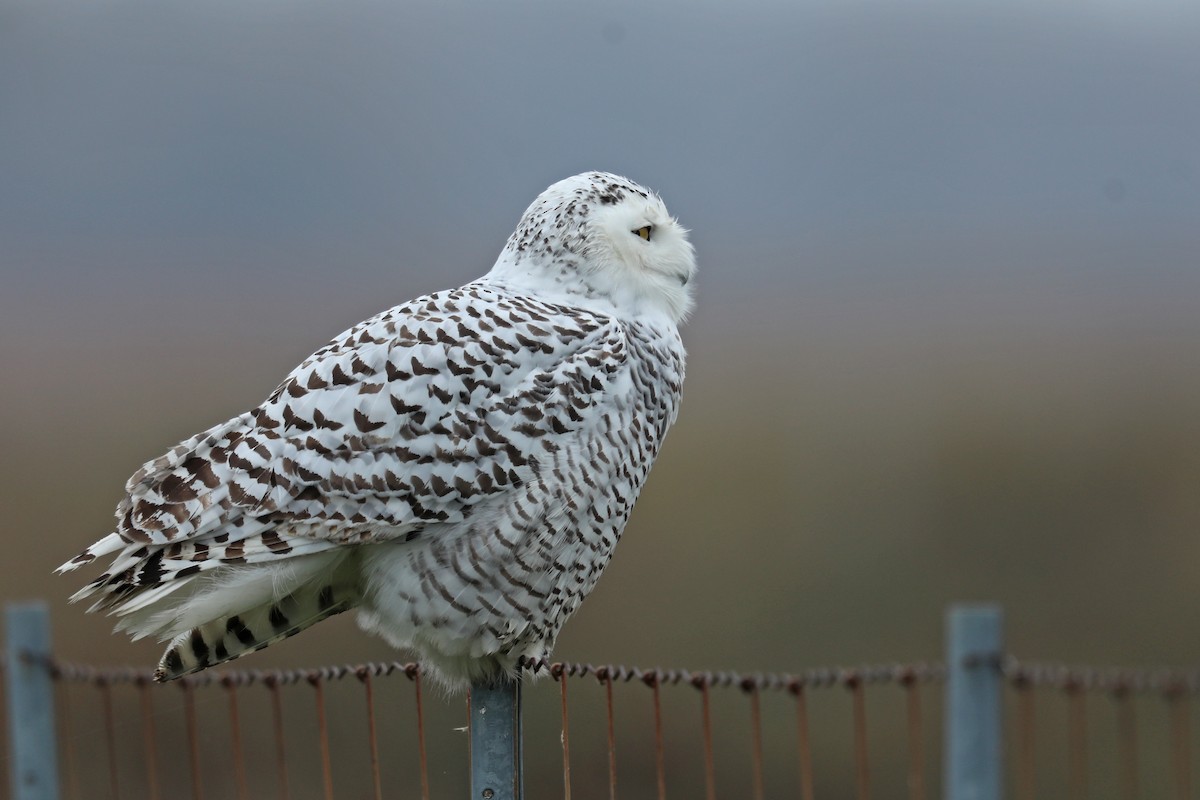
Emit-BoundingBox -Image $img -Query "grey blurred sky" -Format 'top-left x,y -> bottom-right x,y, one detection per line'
3,0 -> 1198,326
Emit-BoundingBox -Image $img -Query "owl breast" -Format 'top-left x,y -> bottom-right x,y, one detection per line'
356,318 -> 685,682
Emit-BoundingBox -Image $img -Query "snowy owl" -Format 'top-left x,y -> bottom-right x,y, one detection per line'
59,171 -> 696,690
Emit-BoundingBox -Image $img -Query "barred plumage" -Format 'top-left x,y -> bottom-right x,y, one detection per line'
59,171 -> 696,691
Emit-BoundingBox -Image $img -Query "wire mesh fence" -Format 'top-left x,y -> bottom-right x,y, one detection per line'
4,603 -> 1199,799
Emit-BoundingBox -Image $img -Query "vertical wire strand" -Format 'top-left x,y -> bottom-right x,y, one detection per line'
699,679 -> 716,800
310,675 -> 334,800
1169,691 -> 1191,800
650,674 -> 667,800
793,684 -> 815,800
100,679 -> 121,800
559,667 -> 573,800
412,668 -> 430,800
849,676 -> 871,800
748,686 -> 765,800
268,678 -> 290,800
603,670 -> 617,800
903,677 -> 925,800
58,680 -> 81,800
1067,685 -> 1087,800
1104,690 -> 1132,800
224,680 -> 248,800
1014,682 -> 1036,800
182,680 -> 204,800
1113,689 -> 1138,800
138,680 -> 160,800
361,672 -> 383,800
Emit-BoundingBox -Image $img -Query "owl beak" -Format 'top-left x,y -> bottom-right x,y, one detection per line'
677,272 -> 690,286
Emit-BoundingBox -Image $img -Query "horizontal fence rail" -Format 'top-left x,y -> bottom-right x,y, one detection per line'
5,603 -> 1199,799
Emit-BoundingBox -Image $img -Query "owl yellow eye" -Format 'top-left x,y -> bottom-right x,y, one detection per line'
633,225 -> 652,241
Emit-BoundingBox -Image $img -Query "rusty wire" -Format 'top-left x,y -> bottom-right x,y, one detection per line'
597,666 -> 618,800
746,683 -> 765,800
551,662 -> 572,800
1169,690 -> 1191,800
137,678 -> 161,800
357,669 -> 383,800
901,671 -> 925,800
47,658 -> 424,687
848,673 -> 871,800
793,683 -> 815,800
1003,658 -> 1200,695
308,673 -> 335,800
410,666 -> 431,800
1012,675 -> 1036,800
41,656 -> 940,800
1113,687 -> 1137,800
181,680 -> 203,800
697,676 -> 716,800
527,658 -> 947,693
35,653 -> 1200,800
222,678 -> 248,800
266,676 -> 289,800
57,680 -> 81,800
99,678 -> 120,800
646,671 -> 667,800
1066,682 -> 1087,800
39,652 -> 1200,698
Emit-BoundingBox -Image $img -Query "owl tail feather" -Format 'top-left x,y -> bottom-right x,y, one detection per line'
154,555 -> 360,682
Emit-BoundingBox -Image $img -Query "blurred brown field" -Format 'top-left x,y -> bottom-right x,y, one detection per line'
4,275 -> 1199,797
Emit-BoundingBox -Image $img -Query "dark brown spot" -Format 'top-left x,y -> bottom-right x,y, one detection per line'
389,395 -> 422,414
183,457 -> 220,489
282,405 -> 314,432
386,360 -> 412,381
268,605 -> 289,631
354,408 -> 386,433
411,357 -> 439,377
227,481 -> 253,506
295,485 -> 321,501
189,630 -> 210,665
295,464 -> 322,482
226,616 -> 256,645
313,410 -> 344,431
429,475 -> 452,497
162,648 -> 184,676
138,551 -> 165,585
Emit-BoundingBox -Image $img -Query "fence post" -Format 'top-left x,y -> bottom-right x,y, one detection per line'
943,604 -> 1003,800
5,602 -> 60,800
469,675 -> 523,800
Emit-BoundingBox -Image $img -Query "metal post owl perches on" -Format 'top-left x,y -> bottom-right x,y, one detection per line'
470,674 -> 524,800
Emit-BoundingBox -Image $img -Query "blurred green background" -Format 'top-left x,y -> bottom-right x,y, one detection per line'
3,0 -> 1198,796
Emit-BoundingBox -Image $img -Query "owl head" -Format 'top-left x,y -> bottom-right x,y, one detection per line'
489,172 -> 696,324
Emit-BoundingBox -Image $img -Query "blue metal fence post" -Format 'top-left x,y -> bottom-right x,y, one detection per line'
5,602 -> 60,800
943,604 -> 1003,800
469,675 -> 523,800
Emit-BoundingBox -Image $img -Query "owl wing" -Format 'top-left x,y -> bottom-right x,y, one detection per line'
60,284 -> 628,616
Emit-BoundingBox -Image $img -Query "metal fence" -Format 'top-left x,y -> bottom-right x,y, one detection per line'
4,602 -> 1197,799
